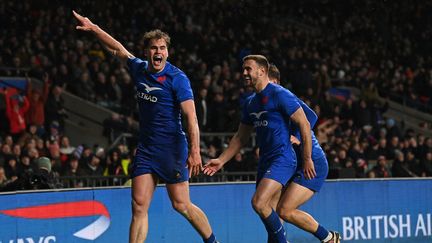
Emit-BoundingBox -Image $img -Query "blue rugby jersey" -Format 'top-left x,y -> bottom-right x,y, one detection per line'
127,57 -> 193,145
291,98 -> 326,160
241,83 -> 299,166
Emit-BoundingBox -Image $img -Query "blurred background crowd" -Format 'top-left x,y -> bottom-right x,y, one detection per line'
0,0 -> 431,190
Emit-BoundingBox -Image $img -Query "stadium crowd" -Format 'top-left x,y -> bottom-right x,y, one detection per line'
0,0 -> 431,189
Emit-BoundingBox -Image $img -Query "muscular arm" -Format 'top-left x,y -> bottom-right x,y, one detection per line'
180,99 -> 202,177
203,123 -> 253,176
72,11 -> 133,64
290,107 -> 316,179
181,100 -> 200,157
290,107 -> 312,161
218,123 -> 254,165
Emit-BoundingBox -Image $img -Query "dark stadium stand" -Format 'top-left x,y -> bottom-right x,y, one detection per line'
0,0 -> 431,190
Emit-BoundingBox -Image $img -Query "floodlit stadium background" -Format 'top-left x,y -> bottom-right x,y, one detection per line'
0,0 -> 431,242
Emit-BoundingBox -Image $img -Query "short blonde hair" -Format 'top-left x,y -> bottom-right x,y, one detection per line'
142,29 -> 171,48
243,55 -> 269,73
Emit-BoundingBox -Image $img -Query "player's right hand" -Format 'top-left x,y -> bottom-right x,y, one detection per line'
203,158 -> 224,176
72,10 -> 95,32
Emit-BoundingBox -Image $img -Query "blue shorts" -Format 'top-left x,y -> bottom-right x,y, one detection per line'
292,155 -> 328,192
256,156 -> 297,187
131,142 -> 189,184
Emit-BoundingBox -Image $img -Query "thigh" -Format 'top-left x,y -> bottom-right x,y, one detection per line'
166,181 -> 191,204
270,186 -> 287,210
254,178 -> 283,204
132,173 -> 158,207
278,182 -> 314,210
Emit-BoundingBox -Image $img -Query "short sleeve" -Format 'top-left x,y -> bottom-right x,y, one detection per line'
277,89 -> 301,117
300,101 -> 318,128
172,72 -> 194,103
127,57 -> 147,81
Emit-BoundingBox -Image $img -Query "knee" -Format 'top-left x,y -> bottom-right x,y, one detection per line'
251,196 -> 267,216
132,198 -> 149,216
276,205 -> 294,223
171,201 -> 190,217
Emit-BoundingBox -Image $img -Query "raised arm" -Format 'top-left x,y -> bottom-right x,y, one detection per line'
180,99 -> 202,178
203,123 -> 254,176
72,10 -> 133,64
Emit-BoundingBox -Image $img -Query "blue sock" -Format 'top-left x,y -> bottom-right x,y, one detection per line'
314,225 -> 330,241
203,233 -> 216,243
262,210 -> 287,243
268,234 -> 274,243
259,217 -> 276,243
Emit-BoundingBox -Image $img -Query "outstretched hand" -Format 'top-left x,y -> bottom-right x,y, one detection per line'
72,10 -> 95,32
203,158 -> 224,176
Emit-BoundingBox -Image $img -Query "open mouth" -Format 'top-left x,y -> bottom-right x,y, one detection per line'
153,55 -> 163,66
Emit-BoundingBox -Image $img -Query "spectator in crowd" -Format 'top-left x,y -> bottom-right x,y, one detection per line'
104,148 -> 124,176
45,85 -> 67,130
3,88 -> 30,141
195,87 -> 209,132
224,151 -> 246,172
75,71 -> 95,101
35,138 -> 48,158
26,74 -> 50,136
372,155 -> 391,178
19,154 -> 33,175
0,166 -> 10,187
4,157 -> 20,180
0,156 -> 62,191
102,113 -> 138,142
354,159 -> 368,178
392,150 -> 417,177
106,74 -> 122,110
62,156 -> 84,188
208,90 -> 229,132
82,154 -> 103,176
59,135 -> 75,161
201,142 -> 219,165
421,151 -> 432,176
17,124 -> 40,148
78,144 -> 93,167
11,144 -> 22,162
94,72 -> 110,105
0,90 -> 9,136
243,146 -> 259,172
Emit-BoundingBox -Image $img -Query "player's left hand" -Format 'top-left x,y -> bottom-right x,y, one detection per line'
187,151 -> 202,178
303,158 -> 316,180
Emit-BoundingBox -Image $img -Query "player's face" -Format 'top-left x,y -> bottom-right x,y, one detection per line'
146,38 -> 169,73
242,59 -> 263,87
